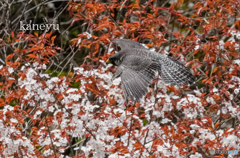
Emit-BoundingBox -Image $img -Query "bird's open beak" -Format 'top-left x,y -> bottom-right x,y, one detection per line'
106,59 -> 110,63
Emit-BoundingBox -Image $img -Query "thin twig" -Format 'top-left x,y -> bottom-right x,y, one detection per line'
127,112 -> 133,147
45,119 -> 57,158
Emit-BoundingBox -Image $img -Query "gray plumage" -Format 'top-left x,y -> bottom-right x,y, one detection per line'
108,39 -> 195,103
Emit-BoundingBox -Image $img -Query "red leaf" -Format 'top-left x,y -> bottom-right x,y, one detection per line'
29,47 -> 40,52
215,122 -> 220,128
34,32 -> 38,37
192,146 -> 197,153
175,143 -> 187,148
109,97 -> 115,105
177,0 -> 184,8
194,141 -> 202,145
6,54 -> 14,60
0,98 -> 5,107
212,67 -> 218,73
121,149 -> 129,153
193,50 -> 199,55
169,2 -> 175,13
27,54 -> 37,59
51,36 -> 56,44
134,141 -> 142,150
11,31 -> 14,38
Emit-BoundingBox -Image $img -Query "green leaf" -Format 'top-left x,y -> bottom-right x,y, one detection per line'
77,138 -> 81,142
70,81 -> 81,88
143,119 -> 148,126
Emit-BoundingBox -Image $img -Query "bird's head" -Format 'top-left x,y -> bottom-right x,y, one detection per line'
106,39 -> 133,66
106,54 -> 122,66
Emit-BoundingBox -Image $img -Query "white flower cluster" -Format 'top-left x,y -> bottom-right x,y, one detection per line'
0,105 -> 35,157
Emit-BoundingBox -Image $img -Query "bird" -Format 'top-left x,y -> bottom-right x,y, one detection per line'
106,39 -> 195,103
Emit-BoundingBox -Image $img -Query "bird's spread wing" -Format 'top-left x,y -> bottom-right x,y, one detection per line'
116,54 -> 195,102
118,55 -> 160,102
159,56 -> 196,86
121,68 -> 149,102
110,39 -> 195,103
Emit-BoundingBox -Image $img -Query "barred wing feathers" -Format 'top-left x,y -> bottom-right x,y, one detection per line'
159,56 -> 196,86
118,54 -> 160,102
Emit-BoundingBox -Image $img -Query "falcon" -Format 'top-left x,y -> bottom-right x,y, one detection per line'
107,39 -> 195,103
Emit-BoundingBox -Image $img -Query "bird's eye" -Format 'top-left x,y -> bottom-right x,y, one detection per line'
115,60 -> 121,66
